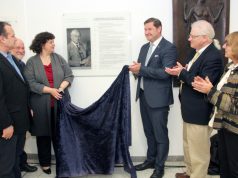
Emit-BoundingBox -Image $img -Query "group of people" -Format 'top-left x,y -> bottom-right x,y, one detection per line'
0,17 -> 238,178
129,18 -> 238,178
0,21 -> 73,178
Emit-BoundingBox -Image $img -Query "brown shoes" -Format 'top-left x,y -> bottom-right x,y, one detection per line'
175,172 -> 190,178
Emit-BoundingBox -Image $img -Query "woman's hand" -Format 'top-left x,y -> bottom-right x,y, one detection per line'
50,88 -> 62,100
192,76 -> 213,94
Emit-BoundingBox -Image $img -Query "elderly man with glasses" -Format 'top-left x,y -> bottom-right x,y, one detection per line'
165,20 -> 224,178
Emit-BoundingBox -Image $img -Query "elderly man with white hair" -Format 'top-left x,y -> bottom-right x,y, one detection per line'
165,20 -> 224,178
67,29 -> 91,67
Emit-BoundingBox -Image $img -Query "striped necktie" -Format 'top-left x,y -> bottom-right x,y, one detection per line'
180,52 -> 200,93
187,52 -> 200,71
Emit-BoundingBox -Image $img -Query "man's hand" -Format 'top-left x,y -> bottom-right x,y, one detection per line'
165,62 -> 184,76
2,125 -> 14,139
129,61 -> 141,74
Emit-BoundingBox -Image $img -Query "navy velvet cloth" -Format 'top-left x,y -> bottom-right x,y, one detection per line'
56,66 -> 137,178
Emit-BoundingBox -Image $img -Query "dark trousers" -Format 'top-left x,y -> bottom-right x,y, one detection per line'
218,129 -> 238,178
0,134 -> 25,178
36,108 -> 56,167
0,135 -> 17,178
19,150 -> 27,167
19,134 -> 27,167
139,90 -> 169,172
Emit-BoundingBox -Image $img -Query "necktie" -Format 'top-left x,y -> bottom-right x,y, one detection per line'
6,54 -> 25,81
76,44 -> 86,59
180,52 -> 200,93
140,43 -> 154,90
187,52 -> 200,71
145,43 -> 154,66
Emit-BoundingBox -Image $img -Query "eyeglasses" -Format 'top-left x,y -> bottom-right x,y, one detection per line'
189,34 -> 204,39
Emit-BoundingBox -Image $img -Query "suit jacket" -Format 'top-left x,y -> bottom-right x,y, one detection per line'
0,53 -> 30,135
67,41 -> 88,65
179,43 -> 224,125
24,53 -> 74,136
136,37 -> 177,108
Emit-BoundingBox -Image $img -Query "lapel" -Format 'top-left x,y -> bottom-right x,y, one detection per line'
189,43 -> 214,71
34,54 -> 50,86
141,43 -> 150,66
0,53 -> 26,84
51,53 -> 59,88
35,53 -> 58,87
146,37 -> 165,66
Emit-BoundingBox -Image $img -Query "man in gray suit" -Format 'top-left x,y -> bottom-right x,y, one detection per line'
129,17 -> 177,178
67,29 -> 91,67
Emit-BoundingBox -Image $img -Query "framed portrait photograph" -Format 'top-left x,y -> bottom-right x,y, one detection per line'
66,28 -> 91,68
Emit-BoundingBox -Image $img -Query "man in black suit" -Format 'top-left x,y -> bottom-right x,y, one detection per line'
129,18 -> 177,178
165,20 -> 223,178
10,38 -> 37,173
0,21 -> 30,178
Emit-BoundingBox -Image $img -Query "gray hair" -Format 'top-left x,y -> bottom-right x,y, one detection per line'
70,29 -> 80,37
191,20 -> 215,40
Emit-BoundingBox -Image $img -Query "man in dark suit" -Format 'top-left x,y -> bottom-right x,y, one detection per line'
129,17 -> 177,178
10,38 -> 37,173
165,20 -> 223,178
0,21 -> 30,178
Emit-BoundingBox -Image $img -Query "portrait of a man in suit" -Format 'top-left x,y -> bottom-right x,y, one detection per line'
67,28 -> 91,68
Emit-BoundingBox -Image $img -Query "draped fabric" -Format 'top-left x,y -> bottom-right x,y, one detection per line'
56,66 -> 137,178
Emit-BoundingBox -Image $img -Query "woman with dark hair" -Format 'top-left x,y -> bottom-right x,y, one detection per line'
192,31 -> 238,178
24,32 -> 74,175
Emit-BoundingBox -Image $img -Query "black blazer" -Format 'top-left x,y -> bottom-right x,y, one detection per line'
136,37 -> 177,108
0,53 -> 30,135
179,44 -> 224,125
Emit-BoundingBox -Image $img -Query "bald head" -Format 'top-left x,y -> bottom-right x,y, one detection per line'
11,38 -> 25,60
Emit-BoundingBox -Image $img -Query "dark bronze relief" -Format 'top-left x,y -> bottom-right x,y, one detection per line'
172,0 -> 230,86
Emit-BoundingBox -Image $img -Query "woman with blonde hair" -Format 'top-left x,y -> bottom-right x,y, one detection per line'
192,31 -> 238,178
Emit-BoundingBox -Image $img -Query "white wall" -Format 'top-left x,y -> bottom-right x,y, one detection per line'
1,0 -> 238,157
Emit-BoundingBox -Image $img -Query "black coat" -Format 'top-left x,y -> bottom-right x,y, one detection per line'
179,44 -> 224,125
0,53 -> 30,135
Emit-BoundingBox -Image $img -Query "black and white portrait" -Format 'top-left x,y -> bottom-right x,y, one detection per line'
67,28 -> 91,68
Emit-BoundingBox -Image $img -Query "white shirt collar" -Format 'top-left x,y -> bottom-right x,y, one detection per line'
228,63 -> 238,70
150,36 -> 163,47
0,51 -> 9,58
196,43 -> 211,54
